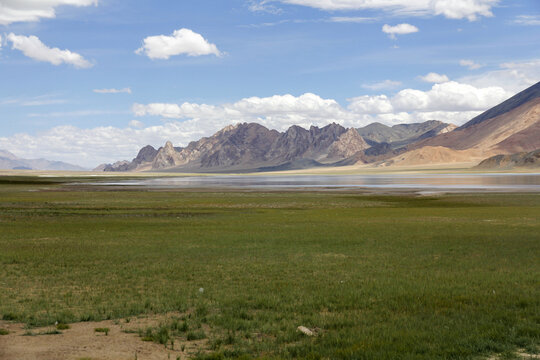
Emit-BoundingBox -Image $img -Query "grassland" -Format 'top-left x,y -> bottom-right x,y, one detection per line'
0,177 -> 539,359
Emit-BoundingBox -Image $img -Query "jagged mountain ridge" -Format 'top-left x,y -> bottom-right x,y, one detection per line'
100,123 -> 373,172
98,119 -> 464,172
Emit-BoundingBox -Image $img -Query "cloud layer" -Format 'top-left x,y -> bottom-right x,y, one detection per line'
7,33 -> 93,68
133,81 -> 510,130
275,0 -> 498,20
93,88 -> 132,94
0,0 -> 97,25
136,28 -> 222,59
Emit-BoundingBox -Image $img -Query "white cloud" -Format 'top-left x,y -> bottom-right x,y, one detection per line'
382,24 -> 419,39
512,15 -> 540,26
93,88 -> 132,94
136,28 -> 222,60
419,72 -> 450,83
7,33 -> 93,68
390,82 -> 509,112
133,93 -> 355,132
346,81 -> 511,125
460,59 -> 483,70
362,80 -> 402,90
347,95 -> 394,114
134,82 -> 511,129
0,0 -> 97,25
276,0 -> 498,20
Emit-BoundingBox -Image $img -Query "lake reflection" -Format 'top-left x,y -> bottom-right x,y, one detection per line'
96,173 -> 540,192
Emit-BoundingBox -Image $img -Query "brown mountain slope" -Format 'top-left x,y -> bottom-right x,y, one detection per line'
410,97 -> 540,154
384,82 -> 540,167
381,146 -> 480,167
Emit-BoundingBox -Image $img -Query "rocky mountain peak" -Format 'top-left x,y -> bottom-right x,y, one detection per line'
328,128 -> 370,159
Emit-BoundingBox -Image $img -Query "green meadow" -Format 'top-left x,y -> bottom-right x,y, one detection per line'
0,177 -> 539,359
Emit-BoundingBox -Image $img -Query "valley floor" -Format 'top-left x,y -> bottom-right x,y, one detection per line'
0,177 -> 539,359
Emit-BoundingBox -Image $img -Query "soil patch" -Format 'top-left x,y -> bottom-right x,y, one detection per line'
0,314 -> 208,360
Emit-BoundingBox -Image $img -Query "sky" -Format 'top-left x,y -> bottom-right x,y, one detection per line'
0,0 -> 539,168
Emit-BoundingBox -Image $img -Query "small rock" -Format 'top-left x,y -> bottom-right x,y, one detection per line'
199,288 -> 204,293
297,326 -> 314,336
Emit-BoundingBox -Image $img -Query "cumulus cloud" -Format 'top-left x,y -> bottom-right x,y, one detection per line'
460,59 -> 483,70
275,0 -> 498,20
93,88 -> 132,94
0,0 -> 97,25
391,82 -> 509,112
419,72 -> 450,83
382,24 -> 419,39
136,28 -> 222,60
133,93 -> 355,131
134,82 -> 510,129
362,80 -> 402,90
347,82 -> 509,119
7,33 -> 93,68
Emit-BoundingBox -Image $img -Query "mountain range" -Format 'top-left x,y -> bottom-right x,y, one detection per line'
7,81 -> 536,173
0,150 -> 86,171
98,118 -> 461,172
98,81 -> 540,172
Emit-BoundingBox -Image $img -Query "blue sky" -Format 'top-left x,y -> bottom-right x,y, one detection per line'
0,0 -> 539,167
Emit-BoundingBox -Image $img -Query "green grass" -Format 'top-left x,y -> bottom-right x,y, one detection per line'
94,327 -> 110,335
0,179 -> 539,359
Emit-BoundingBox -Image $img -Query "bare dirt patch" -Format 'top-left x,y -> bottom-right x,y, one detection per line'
0,314 -> 208,360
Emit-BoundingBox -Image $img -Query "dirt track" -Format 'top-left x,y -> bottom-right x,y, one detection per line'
0,314 -> 207,360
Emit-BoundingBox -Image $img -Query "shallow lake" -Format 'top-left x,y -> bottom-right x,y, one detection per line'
94,173 -> 540,192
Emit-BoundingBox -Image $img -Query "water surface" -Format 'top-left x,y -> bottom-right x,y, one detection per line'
94,173 -> 540,192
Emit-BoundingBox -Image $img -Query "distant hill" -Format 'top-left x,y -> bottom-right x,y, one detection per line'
0,150 -> 86,171
357,120 -> 456,149
475,149 -> 540,169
